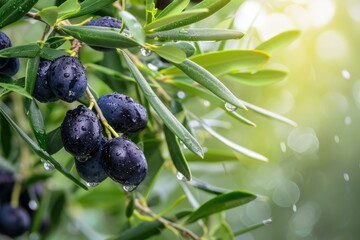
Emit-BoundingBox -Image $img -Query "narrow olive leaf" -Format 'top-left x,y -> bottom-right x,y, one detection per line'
256,30 -> 301,54
156,0 -> 190,19
125,193 -> 135,218
39,48 -> 69,60
146,28 -> 244,42
152,46 -> 186,64
186,191 -> 257,224
225,69 -> 288,86
188,178 -> 229,195
172,59 -> 246,110
0,83 -> 32,99
67,0 -> 115,19
25,57 -> 39,95
45,36 -> 68,49
144,8 -> 208,31
234,219 -> 272,236
149,0 -> 231,31
112,221 -> 164,240
0,0 -> 39,28
199,119 -> 268,162
162,41 -> 195,58
121,51 -> 204,158
161,50 -> 270,77
164,125 -> 192,181
26,100 -> 47,149
0,43 -> 41,58
58,26 -> 140,49
38,6 -> 58,26
120,10 -> 145,45
0,103 -> 88,190
213,221 -> 235,240
45,127 -> 63,155
85,63 -> 136,83
185,149 -> 238,162
226,111 -> 256,127
57,0 -> 81,20
242,101 -> 297,127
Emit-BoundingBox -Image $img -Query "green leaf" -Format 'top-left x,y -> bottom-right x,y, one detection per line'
213,221 -> 235,240
121,51 -> 204,158
38,6 -> 58,26
162,41 -> 195,58
146,0 -> 231,31
146,28 -> 244,42
39,47 -> 69,60
188,178 -> 229,195
234,219 -> 272,236
161,50 -> 270,77
58,26 -> 140,49
0,103 -> 87,190
186,191 -> 256,224
26,100 -> 47,149
156,0 -> 190,19
0,0 -> 39,28
195,117 -> 268,162
224,69 -> 288,86
112,221 -> 164,240
45,127 -> 63,155
57,0 -> 81,20
67,0 -> 116,19
85,63 -> 136,83
185,149 -> 239,162
45,36 -> 68,49
25,57 -> 40,96
152,45 -> 186,64
0,43 -> 41,58
120,10 -> 145,45
256,30 -> 301,54
125,193 -> 135,218
164,125 -> 192,181
0,82 -> 32,98
226,110 -> 256,127
144,8 -> 208,31
172,59 -> 246,109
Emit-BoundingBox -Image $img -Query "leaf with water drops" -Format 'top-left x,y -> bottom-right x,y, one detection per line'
256,30 -> 301,54
66,0 -> 116,19
121,51 -> 204,158
0,0 -> 39,29
186,190 -> 256,224
58,26 -> 140,49
146,28 -> 244,42
224,69 -> 289,86
172,59 -> 246,110
161,50 -> 270,77
156,0 -> 190,19
0,43 -> 41,58
120,10 -> 145,45
0,102 -> 88,190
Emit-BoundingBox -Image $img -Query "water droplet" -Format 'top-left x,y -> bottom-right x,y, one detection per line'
140,48 -> 152,57
343,173 -> 350,182
147,63 -> 158,71
41,159 -> 54,171
86,182 -> 99,187
342,70 -> 350,79
280,142 -> 287,152
344,116 -> 352,125
176,172 -> 189,182
177,91 -> 186,99
225,103 -> 237,112
179,29 -> 188,34
292,204 -> 297,212
123,185 -> 137,192
28,200 -> 38,210
179,141 -> 188,149
334,135 -> 340,143
203,100 -> 210,107
263,218 -> 272,225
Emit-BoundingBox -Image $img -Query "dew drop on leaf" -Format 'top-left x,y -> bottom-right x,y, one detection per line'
41,159 -> 55,171
176,172 -> 189,182
123,185 -> 137,192
86,182 -> 100,187
140,48 -> 152,57
225,103 -> 237,112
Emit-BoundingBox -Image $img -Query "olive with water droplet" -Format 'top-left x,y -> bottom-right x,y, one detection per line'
33,59 -> 58,102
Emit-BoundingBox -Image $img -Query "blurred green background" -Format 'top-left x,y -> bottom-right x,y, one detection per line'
2,0 -> 360,239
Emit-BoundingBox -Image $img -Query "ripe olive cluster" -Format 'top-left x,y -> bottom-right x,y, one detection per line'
0,32 -> 20,77
32,16 -> 148,189
0,169 -> 49,238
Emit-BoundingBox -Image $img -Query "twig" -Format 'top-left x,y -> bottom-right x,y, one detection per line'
134,199 -> 201,240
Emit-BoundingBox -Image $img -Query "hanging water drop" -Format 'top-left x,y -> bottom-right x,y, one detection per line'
342,70 -> 350,80
177,91 -> 186,99
28,200 -> 38,210
176,172 -> 189,182
263,218 -> 272,225
41,159 -> 54,171
334,135 -> 340,143
280,142 -> 287,152
123,185 -> 137,192
86,182 -> 99,187
225,103 -> 237,112
292,204 -> 297,212
343,173 -> 350,182
140,48 -> 152,57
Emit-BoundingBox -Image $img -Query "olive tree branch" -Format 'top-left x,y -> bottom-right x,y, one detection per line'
134,198 -> 200,240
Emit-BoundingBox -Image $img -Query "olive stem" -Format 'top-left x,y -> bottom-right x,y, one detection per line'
134,199 -> 201,240
85,87 -> 119,139
10,181 -> 22,208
